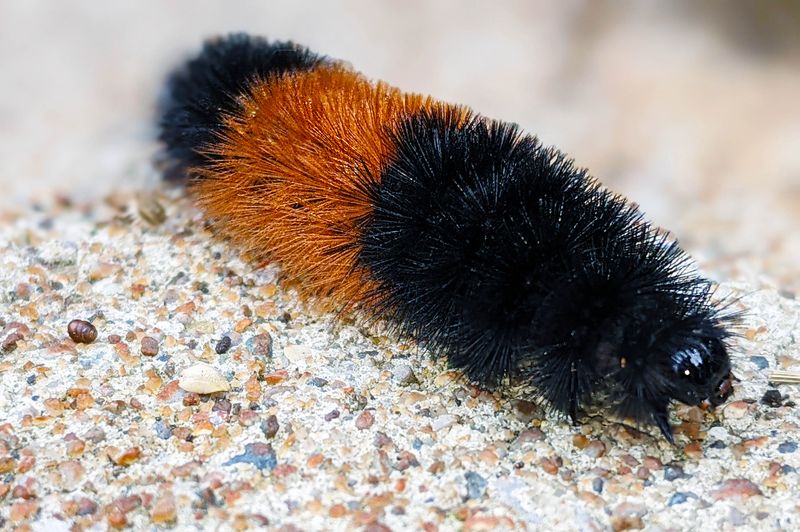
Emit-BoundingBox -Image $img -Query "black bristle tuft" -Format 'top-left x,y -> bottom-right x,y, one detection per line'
360,105 -> 736,439
158,33 -> 326,179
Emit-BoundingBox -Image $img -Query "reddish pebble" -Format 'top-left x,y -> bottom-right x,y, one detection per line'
584,440 -> 607,458
539,457 -> 559,475
108,334 -> 121,344
107,508 -> 127,529
68,319 -> 98,344
140,336 -> 159,356
711,479 -> 763,501
9,500 -> 39,522
642,456 -> 663,470
356,410 -> 375,429
2,332 -> 23,352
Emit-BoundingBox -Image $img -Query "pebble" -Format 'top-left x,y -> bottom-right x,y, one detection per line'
610,502 -> 647,531
324,409 -> 340,421
178,363 -> 230,394
308,377 -> 328,387
150,492 -> 177,524
391,364 -> 418,385
431,414 -> 457,431
464,471 -> 487,500
664,464 -> 687,481
107,446 -> 141,466
723,401 -> 750,419
356,410 -> 375,430
584,440 -> 606,458
140,336 -> 159,356
246,333 -> 273,358
778,441 -> 797,453
225,442 -> 277,471
153,420 -> 173,440
592,477 -> 604,494
750,356 -> 769,370
261,415 -> 279,439
711,479 -> 763,501
761,389 -> 784,407
215,335 -> 232,354
667,492 -> 696,506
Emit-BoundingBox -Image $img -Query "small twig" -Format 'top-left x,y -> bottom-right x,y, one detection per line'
769,370 -> 800,384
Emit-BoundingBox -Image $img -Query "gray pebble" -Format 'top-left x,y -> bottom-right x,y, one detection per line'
778,441 -> 797,453
308,377 -> 328,387
391,364 -> 419,385
154,420 -> 173,440
465,471 -> 487,500
664,464 -> 687,481
667,491 -> 696,506
749,356 -> 769,370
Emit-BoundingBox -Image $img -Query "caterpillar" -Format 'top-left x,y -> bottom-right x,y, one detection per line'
158,33 -> 736,443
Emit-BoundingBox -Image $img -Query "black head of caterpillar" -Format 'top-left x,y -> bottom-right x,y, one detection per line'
359,105 -> 736,443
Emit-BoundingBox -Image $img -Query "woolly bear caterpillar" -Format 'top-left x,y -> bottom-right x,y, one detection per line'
158,34 -> 736,443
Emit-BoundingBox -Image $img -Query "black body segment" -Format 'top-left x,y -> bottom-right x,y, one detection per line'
359,107 -> 733,439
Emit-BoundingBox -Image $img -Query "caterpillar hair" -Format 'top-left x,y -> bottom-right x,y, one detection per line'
158,33 -> 736,443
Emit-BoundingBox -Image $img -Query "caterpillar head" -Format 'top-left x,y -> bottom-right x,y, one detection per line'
669,336 -> 733,407
609,311 -> 736,443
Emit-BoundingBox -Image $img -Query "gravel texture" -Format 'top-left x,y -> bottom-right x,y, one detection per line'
0,189 -> 799,531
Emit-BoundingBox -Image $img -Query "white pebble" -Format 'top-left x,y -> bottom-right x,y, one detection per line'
178,363 -> 230,394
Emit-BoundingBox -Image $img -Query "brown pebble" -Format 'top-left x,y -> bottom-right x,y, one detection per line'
572,434 -> 589,449
539,457 -> 559,475
137,192 -> 167,225
356,410 -> 375,430
108,334 -> 121,344
150,492 -> 177,524
511,399 -> 539,422
711,478 -> 763,501
68,319 -> 98,344
0,457 -> 17,474
684,442 -> 703,459
511,428 -> 545,449
2,332 -> 23,352
140,336 -> 159,356
249,333 -> 273,358
9,500 -> 39,522
107,446 -> 142,466
642,456 -> 663,470
636,467 -> 650,480
107,507 -> 127,529
183,392 -> 200,406
262,414 -> 279,439
584,440 -> 607,458
427,461 -> 445,474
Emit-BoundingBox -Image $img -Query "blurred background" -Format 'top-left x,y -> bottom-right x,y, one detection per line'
1,0 -> 798,290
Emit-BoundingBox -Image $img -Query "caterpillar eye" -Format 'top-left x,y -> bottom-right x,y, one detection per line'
669,338 -> 732,407
672,346 -> 709,385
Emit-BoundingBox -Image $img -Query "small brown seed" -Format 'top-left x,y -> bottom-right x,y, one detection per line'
68,320 -> 98,344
